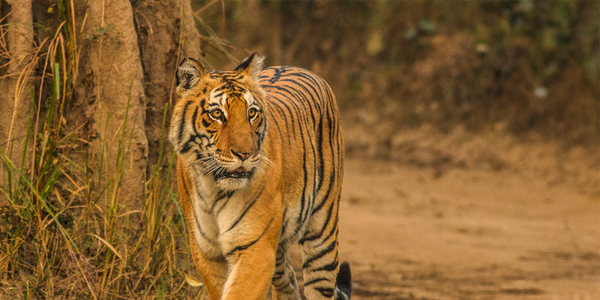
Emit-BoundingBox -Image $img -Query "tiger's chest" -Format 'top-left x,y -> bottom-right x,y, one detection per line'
188,181 -> 241,257
186,169 -> 310,258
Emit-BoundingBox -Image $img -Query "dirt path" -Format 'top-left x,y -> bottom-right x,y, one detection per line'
336,130 -> 600,300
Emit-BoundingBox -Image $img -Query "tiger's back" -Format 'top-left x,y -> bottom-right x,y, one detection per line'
259,66 -> 344,245
169,54 -> 350,300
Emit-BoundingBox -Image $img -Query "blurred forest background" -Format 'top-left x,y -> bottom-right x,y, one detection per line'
199,0 -> 599,145
0,0 -> 598,299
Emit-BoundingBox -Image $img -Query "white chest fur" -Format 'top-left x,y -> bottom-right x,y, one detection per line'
188,167 -> 257,258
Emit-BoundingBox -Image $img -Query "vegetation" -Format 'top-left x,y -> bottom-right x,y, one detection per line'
0,0 -> 597,299
0,89 -> 199,298
198,0 -> 599,144
1,0 -> 204,298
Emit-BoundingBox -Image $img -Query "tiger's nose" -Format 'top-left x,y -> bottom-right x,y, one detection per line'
231,150 -> 252,161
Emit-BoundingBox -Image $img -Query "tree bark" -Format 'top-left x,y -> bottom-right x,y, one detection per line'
0,0 -> 34,194
76,0 -> 148,215
1,0 -> 203,218
134,0 -> 201,172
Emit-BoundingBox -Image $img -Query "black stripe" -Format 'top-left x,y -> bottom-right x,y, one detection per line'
303,277 -> 328,286
302,240 -> 336,269
211,190 -> 233,212
276,78 -> 320,126
191,106 -> 199,131
313,254 -> 338,272
300,198 -> 335,244
182,173 -> 216,243
316,120 -> 325,191
272,270 -> 285,280
180,132 -> 210,154
311,172 -> 335,216
295,134 -> 308,229
225,217 -> 274,257
265,101 -> 290,146
224,183 -> 265,232
315,287 -> 335,298
178,101 -> 193,141
278,77 -> 323,117
273,92 -> 301,137
193,209 -> 215,243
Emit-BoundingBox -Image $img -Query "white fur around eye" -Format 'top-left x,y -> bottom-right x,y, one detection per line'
207,91 -> 228,121
243,91 -> 255,106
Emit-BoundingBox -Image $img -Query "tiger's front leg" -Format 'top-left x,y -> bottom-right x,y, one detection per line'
188,237 -> 227,300
221,242 -> 276,299
218,197 -> 283,300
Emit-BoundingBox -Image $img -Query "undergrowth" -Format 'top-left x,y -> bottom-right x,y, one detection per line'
0,1 -> 205,299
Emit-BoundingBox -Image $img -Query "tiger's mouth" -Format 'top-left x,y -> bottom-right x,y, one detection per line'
214,167 -> 254,180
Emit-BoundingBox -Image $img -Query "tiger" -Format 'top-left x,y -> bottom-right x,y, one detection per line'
169,53 -> 351,300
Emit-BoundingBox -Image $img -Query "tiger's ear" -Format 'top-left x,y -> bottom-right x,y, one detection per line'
176,57 -> 205,96
234,52 -> 264,80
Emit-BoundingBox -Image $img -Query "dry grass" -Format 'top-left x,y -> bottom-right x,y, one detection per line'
0,1 -> 205,299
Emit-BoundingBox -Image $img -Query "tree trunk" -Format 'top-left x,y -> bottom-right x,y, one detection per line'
134,0 -> 201,173
1,0 -> 202,219
73,0 -> 148,218
0,0 -> 34,195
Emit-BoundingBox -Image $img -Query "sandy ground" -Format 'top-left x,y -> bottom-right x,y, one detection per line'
314,128 -> 599,300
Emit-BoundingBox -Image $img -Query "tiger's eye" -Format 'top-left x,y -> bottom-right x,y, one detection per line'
209,109 -> 222,120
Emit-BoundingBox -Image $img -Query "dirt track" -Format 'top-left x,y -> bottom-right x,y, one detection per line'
334,129 -> 599,300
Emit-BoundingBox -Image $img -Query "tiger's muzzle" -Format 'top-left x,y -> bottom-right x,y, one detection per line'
214,166 -> 255,180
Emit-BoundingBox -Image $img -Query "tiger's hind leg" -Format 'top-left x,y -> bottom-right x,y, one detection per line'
300,197 -> 351,299
301,239 -> 352,300
271,245 -> 301,300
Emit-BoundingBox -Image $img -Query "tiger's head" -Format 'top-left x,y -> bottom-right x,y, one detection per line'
169,53 -> 267,191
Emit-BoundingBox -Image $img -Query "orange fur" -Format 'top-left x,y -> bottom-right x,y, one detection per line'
170,54 -> 349,300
